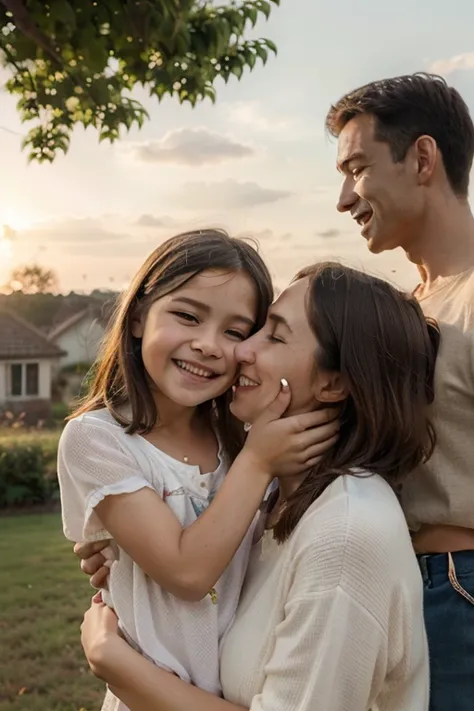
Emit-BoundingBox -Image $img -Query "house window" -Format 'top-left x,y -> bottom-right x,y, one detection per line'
26,363 -> 39,396
8,363 -> 40,397
10,364 -> 22,396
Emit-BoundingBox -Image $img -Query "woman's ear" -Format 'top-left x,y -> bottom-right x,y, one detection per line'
131,308 -> 144,338
313,371 -> 348,404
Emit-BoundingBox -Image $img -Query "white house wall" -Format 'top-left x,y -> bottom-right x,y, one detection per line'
39,360 -> 52,399
55,316 -> 105,367
0,362 -> 6,402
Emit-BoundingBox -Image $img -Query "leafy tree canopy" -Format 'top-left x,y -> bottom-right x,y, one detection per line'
0,0 -> 280,162
5,263 -> 59,294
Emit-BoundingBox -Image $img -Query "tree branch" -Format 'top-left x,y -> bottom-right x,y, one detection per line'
0,0 -> 62,63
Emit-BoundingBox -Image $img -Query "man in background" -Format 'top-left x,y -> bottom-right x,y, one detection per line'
326,73 -> 474,710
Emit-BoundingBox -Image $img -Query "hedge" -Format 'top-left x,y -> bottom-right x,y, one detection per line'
0,431 -> 60,509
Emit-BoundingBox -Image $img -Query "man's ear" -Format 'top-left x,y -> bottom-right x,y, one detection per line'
413,135 -> 438,186
313,371 -> 349,404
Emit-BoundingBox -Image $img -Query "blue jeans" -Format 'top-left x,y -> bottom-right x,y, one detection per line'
418,551 -> 474,711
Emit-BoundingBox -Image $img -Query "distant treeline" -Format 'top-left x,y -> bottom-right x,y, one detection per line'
0,290 -> 119,332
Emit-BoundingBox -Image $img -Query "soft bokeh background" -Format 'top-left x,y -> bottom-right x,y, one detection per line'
1,0 -> 474,294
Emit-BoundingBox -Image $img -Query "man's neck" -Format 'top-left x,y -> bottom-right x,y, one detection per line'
406,195 -> 474,288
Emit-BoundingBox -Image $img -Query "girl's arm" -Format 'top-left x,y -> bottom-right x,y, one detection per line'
62,389 -> 338,601
82,600 -> 247,711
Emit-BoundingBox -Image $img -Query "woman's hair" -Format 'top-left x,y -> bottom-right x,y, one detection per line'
72,229 -> 273,462
272,262 -> 440,543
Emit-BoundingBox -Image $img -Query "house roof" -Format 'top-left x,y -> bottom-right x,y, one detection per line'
48,302 -> 113,342
0,310 -> 66,360
48,307 -> 93,341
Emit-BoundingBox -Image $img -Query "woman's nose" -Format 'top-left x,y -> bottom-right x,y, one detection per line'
235,336 -> 257,365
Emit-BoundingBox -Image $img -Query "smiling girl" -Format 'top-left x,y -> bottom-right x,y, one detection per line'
57,230 -> 338,711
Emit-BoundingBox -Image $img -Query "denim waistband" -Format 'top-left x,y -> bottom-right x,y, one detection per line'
417,550 -> 474,583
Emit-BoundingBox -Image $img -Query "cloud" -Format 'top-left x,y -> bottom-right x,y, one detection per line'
172,179 -> 292,210
128,127 -> 254,166
226,101 -> 291,133
428,53 -> 474,76
23,218 -> 131,244
315,228 -> 341,238
223,101 -> 321,141
136,214 -> 178,228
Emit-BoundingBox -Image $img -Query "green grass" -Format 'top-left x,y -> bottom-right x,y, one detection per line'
0,514 -> 105,711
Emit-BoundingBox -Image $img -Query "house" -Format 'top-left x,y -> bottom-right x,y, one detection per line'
47,304 -> 107,369
0,310 -> 65,422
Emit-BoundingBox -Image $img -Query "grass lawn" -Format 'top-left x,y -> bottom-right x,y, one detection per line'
0,514 -> 105,711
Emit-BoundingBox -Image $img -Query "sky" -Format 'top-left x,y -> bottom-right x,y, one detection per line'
1,0 -> 474,293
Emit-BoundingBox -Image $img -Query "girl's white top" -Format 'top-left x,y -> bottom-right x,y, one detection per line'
220,474 -> 429,711
58,408 -> 255,700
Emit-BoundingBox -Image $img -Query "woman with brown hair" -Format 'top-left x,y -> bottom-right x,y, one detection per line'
79,262 -> 439,711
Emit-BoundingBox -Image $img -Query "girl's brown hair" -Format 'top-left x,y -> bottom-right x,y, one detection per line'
272,262 -> 440,542
72,229 -> 273,462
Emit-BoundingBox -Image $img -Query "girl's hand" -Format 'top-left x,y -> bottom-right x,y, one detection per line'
81,593 -> 120,678
243,379 -> 339,477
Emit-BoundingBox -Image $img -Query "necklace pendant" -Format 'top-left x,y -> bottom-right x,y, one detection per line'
183,456 -> 189,463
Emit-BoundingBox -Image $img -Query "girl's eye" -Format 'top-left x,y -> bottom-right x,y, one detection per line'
352,167 -> 364,179
226,329 -> 247,341
173,311 -> 198,323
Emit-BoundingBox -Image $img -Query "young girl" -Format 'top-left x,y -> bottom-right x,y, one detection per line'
58,229 -> 338,711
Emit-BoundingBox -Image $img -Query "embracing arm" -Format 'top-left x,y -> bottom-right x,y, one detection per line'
61,397 -> 339,602
90,634 -> 247,711
84,584 -> 387,711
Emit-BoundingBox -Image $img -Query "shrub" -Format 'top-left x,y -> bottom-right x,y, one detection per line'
0,431 -> 60,509
51,401 -> 71,423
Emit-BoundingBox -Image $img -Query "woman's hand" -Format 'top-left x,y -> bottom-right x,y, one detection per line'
81,593 -> 120,678
242,379 -> 339,477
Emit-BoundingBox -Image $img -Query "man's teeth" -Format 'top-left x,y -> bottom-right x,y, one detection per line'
175,360 -> 214,378
356,213 -> 371,226
239,375 -> 258,387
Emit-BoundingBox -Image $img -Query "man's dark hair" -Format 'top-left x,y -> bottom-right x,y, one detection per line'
326,73 -> 474,197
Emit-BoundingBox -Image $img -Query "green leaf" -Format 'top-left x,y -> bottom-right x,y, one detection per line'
1,0 -> 280,161
48,0 -> 77,32
264,39 -> 278,55
256,1 -> 272,20
246,7 -> 258,27
254,43 -> 269,64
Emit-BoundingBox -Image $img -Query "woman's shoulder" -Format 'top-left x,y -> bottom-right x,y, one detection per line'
287,473 -> 421,624
291,473 -> 414,576
299,471 -> 402,526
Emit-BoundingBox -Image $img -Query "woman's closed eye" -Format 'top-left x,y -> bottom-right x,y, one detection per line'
267,332 -> 286,344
